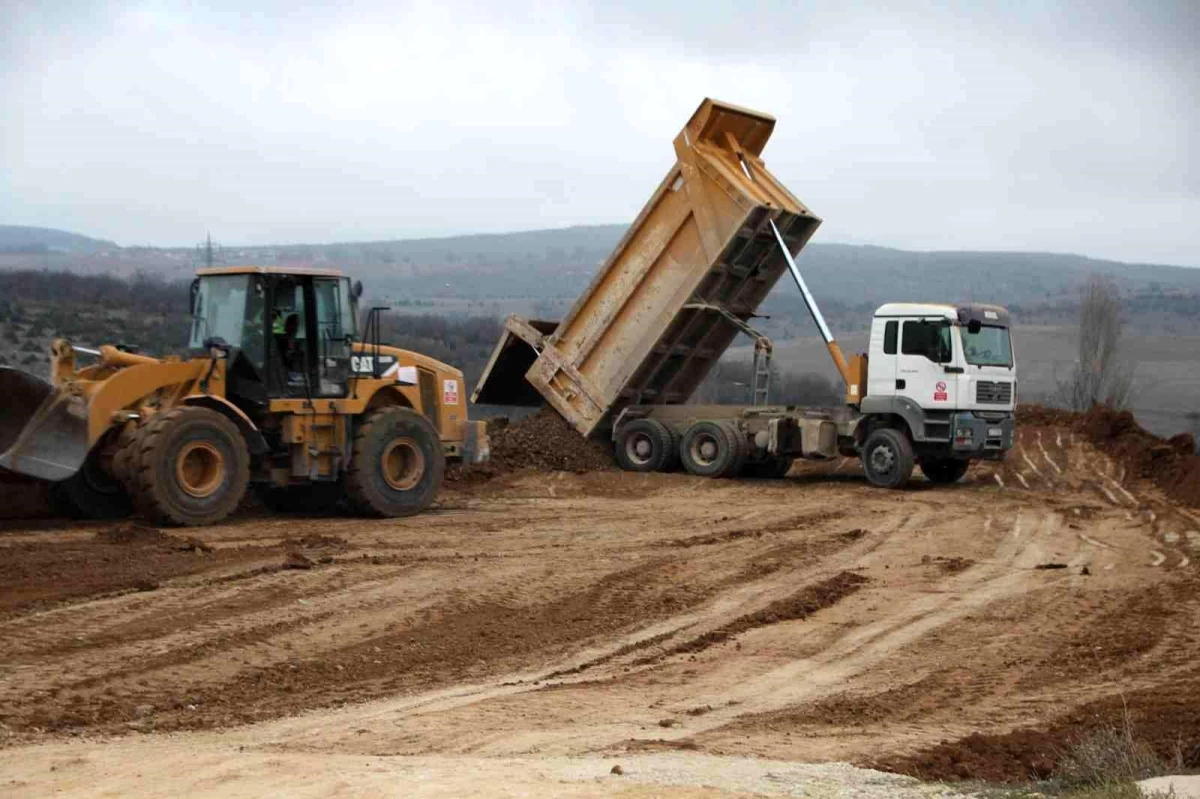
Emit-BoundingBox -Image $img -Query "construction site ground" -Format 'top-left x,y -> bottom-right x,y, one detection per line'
2,420 -> 1198,797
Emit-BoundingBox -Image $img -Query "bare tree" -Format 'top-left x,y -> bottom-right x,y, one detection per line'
1057,276 -> 1134,410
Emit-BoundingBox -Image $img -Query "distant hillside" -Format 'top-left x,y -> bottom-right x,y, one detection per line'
0,225 -> 117,255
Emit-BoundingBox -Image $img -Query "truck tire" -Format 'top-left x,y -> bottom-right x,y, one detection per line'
615,419 -> 674,473
346,407 -> 444,517
680,420 -> 738,478
921,457 -> 970,485
133,407 -> 250,526
660,425 -> 681,472
50,451 -> 133,520
255,481 -> 345,514
719,420 -> 748,478
861,427 -> 914,489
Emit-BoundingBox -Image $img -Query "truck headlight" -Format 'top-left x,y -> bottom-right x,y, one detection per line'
954,427 -> 973,444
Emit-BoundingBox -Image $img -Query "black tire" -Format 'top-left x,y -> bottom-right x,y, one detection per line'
680,420 -> 737,478
52,451 -> 133,520
719,421 -> 748,478
110,422 -> 144,493
133,407 -> 250,526
615,419 -> 673,473
861,427 -> 915,489
255,481 -> 346,514
747,457 -> 794,479
660,425 -> 681,472
921,457 -> 970,484
346,407 -> 444,517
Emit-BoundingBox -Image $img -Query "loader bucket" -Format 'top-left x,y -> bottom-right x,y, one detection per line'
0,366 -> 88,482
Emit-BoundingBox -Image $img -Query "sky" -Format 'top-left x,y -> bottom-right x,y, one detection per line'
1,1 -> 1197,265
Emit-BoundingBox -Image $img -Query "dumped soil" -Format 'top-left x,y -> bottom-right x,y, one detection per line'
662,571 -> 869,658
451,407 -> 615,481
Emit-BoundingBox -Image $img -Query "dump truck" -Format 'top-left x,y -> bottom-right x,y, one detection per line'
0,266 -> 483,525
474,98 -> 1017,487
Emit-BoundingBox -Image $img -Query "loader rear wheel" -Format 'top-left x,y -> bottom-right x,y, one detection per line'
346,407 -> 444,517
255,481 -> 346,514
50,452 -> 133,520
921,457 -> 970,484
615,419 -> 674,473
133,407 -> 249,526
680,421 -> 737,478
861,427 -> 914,489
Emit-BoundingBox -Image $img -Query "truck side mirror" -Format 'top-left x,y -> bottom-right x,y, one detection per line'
352,280 -> 364,300
189,278 -> 200,315
968,319 -> 982,334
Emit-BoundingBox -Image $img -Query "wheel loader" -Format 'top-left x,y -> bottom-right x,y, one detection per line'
0,266 -> 481,525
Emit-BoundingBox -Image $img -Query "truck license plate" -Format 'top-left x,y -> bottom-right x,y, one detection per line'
988,427 -> 1002,437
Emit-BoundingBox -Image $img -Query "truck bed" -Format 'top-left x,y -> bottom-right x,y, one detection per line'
473,98 -> 821,438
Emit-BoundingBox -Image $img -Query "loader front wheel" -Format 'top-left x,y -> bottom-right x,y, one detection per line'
51,451 -> 133,520
347,407 -> 444,517
134,407 -> 249,526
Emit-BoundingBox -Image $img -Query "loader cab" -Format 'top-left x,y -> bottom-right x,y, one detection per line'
190,268 -> 358,409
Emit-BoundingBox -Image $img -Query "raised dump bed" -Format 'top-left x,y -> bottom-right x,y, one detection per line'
472,98 -> 821,437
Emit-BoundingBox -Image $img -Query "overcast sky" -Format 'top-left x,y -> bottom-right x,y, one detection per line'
2,1 -> 1196,265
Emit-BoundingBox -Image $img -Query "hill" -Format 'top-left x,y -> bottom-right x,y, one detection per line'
0,225 -> 117,255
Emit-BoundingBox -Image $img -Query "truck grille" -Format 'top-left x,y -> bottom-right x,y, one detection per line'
976,381 -> 1013,405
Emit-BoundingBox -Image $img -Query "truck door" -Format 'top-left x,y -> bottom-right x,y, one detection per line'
896,319 -> 956,408
867,319 -> 899,398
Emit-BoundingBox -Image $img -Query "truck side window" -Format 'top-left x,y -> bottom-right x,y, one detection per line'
902,320 -> 951,363
883,321 -> 897,354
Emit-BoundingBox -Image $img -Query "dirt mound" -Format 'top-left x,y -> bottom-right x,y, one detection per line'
451,408 -> 615,481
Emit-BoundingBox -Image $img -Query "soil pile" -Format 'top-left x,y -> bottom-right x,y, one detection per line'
450,408 -> 614,481
1018,404 -> 1200,507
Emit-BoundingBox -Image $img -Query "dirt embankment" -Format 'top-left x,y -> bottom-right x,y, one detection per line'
1019,404 -> 1200,506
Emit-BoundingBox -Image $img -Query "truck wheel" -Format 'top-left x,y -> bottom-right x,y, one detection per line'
615,419 -> 673,473
680,421 -> 737,478
861,427 -> 914,489
51,450 -> 133,520
719,421 -> 748,478
660,425 -> 681,472
346,407 -> 444,517
255,481 -> 345,514
921,458 -> 970,484
133,407 -> 250,526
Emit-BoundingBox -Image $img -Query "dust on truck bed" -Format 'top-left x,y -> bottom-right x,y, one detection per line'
472,98 -> 821,438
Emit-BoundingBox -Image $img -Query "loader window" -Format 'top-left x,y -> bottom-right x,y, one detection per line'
313,277 -> 352,397
901,320 -> 952,364
189,275 -> 252,351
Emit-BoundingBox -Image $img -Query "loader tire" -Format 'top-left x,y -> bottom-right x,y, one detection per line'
51,451 -> 133,520
861,427 -> 914,489
921,457 -> 970,484
615,419 -> 674,473
680,420 -> 738,478
255,481 -> 345,514
133,407 -> 249,526
110,422 -> 143,492
346,407 -> 444,518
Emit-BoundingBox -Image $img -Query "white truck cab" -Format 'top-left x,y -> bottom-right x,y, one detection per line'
858,302 -> 1016,480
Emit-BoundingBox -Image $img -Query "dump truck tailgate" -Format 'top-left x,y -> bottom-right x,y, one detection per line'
472,98 -> 821,438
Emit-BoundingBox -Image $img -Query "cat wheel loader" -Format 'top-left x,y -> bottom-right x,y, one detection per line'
0,267 -> 484,526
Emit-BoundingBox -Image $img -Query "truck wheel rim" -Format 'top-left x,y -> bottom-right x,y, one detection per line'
381,438 -> 424,491
869,444 -> 895,474
690,433 -> 720,466
176,442 -> 225,498
625,433 -> 654,466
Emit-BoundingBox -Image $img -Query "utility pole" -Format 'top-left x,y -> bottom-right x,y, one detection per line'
195,232 -> 223,269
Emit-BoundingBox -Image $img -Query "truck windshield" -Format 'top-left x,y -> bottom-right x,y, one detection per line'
962,325 -> 1012,367
189,275 -> 252,350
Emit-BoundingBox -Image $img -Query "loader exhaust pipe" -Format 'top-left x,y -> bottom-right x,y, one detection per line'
768,219 -> 853,388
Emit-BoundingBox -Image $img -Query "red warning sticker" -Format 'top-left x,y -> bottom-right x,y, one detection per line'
934,381 -> 948,402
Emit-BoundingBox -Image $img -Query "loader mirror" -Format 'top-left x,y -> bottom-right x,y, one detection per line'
352,280 -> 364,300
189,278 -> 200,315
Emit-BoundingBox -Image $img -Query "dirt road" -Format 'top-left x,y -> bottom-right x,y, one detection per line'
2,423 -> 1198,795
